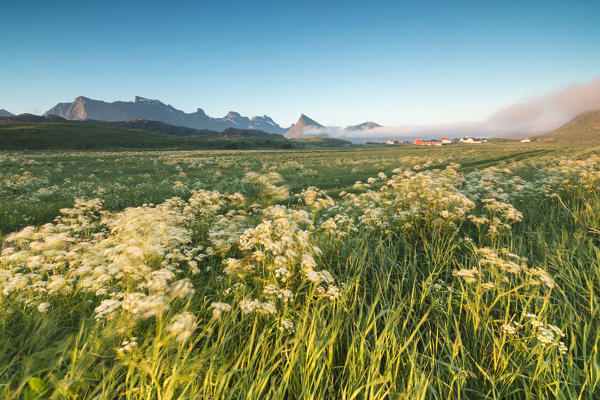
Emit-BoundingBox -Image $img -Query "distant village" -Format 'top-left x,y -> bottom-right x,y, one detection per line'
383,136 -> 554,146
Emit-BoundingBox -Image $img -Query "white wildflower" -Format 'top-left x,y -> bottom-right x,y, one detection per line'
167,312 -> 197,342
211,302 -> 232,319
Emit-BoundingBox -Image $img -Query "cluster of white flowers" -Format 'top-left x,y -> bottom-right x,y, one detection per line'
464,198 -> 524,237
461,153 -> 600,202
453,247 -> 554,291
206,211 -> 249,255
324,165 -> 476,239
5,149 -> 591,353
167,312 -> 197,343
239,298 -> 277,315
243,172 -> 290,200
296,186 -> 334,210
210,302 -> 232,319
207,204 -> 343,327
117,337 -> 138,353
502,314 -> 568,355
0,195 -> 210,337
317,212 -> 358,240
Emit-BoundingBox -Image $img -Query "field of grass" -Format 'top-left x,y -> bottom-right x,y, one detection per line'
1,142 -> 599,398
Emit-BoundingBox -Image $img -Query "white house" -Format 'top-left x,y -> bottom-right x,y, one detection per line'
459,136 -> 483,144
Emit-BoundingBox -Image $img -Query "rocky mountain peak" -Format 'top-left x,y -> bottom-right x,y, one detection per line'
226,111 -> 242,120
134,96 -> 163,105
345,121 -> 382,130
296,113 -> 322,127
251,115 -> 272,121
284,114 -> 324,138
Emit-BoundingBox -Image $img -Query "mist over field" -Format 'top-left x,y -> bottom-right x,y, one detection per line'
290,77 -> 600,141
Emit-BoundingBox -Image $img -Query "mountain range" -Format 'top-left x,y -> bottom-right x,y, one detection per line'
44,96 -> 286,134
41,96 -> 384,138
283,114 -> 383,138
4,95 -> 599,142
0,113 -> 352,150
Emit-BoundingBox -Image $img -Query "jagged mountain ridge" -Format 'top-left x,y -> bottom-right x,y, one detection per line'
45,96 -> 286,134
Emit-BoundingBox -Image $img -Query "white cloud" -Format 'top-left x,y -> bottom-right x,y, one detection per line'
291,76 -> 600,142
485,76 -> 600,133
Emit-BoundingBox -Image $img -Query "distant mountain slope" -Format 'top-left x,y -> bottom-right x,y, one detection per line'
537,109 -> 600,142
0,119 -> 350,150
45,96 -> 286,134
0,114 -> 282,139
345,121 -> 382,130
115,119 -> 202,136
0,109 -> 13,117
1,113 -> 68,123
284,114 -> 323,138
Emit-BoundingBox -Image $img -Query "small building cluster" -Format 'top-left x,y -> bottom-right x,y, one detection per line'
382,135 -> 552,146
412,138 -> 442,146
458,136 -> 486,144
410,136 -> 487,146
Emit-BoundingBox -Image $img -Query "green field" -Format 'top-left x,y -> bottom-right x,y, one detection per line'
1,143 -> 599,398
0,120 -> 350,151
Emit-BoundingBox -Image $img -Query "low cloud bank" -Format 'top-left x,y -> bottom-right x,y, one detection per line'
485,77 -> 600,133
295,77 -> 600,142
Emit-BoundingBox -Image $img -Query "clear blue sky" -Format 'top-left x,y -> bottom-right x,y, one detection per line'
1,0 -> 599,126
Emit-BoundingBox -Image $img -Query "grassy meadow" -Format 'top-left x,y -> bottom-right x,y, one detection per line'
0,120 -> 350,152
1,143 -> 599,399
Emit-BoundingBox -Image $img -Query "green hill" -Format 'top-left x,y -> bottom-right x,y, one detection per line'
536,109 -> 600,143
0,119 -> 350,150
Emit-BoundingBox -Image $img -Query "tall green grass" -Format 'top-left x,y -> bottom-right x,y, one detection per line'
1,145 -> 598,399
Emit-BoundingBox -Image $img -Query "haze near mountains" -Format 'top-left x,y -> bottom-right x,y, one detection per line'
285,76 -> 600,141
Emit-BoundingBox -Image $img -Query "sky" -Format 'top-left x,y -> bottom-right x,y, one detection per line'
1,0 -> 599,129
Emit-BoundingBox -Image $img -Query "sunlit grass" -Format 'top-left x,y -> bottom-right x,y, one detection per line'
1,143 -> 599,398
